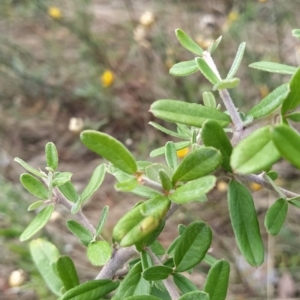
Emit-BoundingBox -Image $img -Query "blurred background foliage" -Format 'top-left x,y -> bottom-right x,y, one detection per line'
1,0 -> 300,299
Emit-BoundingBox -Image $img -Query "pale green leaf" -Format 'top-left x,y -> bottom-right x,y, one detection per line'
45,142 -> 58,170
249,61 -> 297,75
195,57 -> 220,85
169,60 -> 198,76
175,29 -> 203,55
87,241 -> 112,266
20,173 -> 48,200
226,42 -> 246,79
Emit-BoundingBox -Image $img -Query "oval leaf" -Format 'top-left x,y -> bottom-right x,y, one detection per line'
150,100 -> 231,128
14,157 -> 47,178
165,141 -> 178,169
57,255 -> 80,291
272,124 -> 300,169
231,126 -> 280,174
20,173 -> 48,200
204,259 -> 230,300
169,60 -> 198,77
247,84 -> 289,119
81,130 -> 137,175
179,291 -> 210,300
173,273 -> 198,294
143,266 -> 173,281
264,198 -> 288,235
174,221 -> 212,272
159,170 -> 172,191
81,164 -> 106,203
172,147 -> 222,183
29,239 -> 63,296
28,200 -> 44,211
202,120 -> 233,172
66,220 -> 93,244
282,68 -> 300,114
203,92 -> 216,108
52,172 -> 72,187
87,241 -> 112,266
228,180 -> 264,266
58,181 -> 79,203
195,57 -> 220,85
175,29 -> 203,55
62,279 -> 119,300
45,142 -> 58,170
169,176 -> 216,204
20,205 -> 54,241
249,61 -> 297,75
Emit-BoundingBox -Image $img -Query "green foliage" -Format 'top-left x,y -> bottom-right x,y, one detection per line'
57,256 -> 80,291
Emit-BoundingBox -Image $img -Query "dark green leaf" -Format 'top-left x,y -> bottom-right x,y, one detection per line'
282,68 -> 300,114
203,254 -> 218,266
174,221 -> 212,272
202,120 -> 233,172
175,29 -> 203,55
150,240 -> 166,256
57,256 -> 79,291
81,164 -> 106,203
45,142 -> 58,170
264,198 -> 288,235
66,220 -> 93,244
172,147 -> 222,183
169,176 -> 216,204
288,196 -> 300,208
169,60 -> 198,76
226,42 -> 246,79
204,259 -> 230,300
149,122 -> 186,139
159,170 -> 172,191
81,130 -> 137,175
228,180 -> 264,266
150,141 -> 191,157
179,291 -> 210,300
150,100 -> 231,128
272,124 -> 300,169
231,126 -> 280,174
195,57 -> 220,85
14,157 -> 47,178
247,84 -> 289,119
61,279 -> 119,300
286,112 -> 300,122
207,36 -> 222,54
58,181 -> 79,203
173,273 -> 198,294
141,250 -> 153,270
266,170 -> 278,181
52,172 -> 72,186
28,200 -> 44,211
20,205 -> 54,241
165,141 -> 178,169
249,61 -> 297,75
20,173 -> 48,200
213,78 -> 240,91
95,205 -> 109,238
112,262 -> 151,299
30,239 -> 63,296
203,92 -> 216,108
87,241 -> 112,266
143,266 -> 173,281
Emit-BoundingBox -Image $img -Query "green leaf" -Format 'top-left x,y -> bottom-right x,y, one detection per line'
45,142 -> 58,170
292,28 -> 300,39
159,170 -> 172,191
112,262 -> 151,300
174,221 -> 212,272
124,296 -> 161,300
20,173 -> 48,199
165,141 -> 178,169
272,124 -> 300,169
87,241 -> 112,266
231,126 -> 280,174
179,291 -> 210,300
202,120 -> 233,172
264,198 -> 288,235
95,205 -> 109,238
288,196 -> 300,209
20,205 -> 54,241
28,200 -> 44,211
58,181 -> 79,203
249,61 -> 297,75
195,57 -> 220,85
115,177 -> 138,192
14,157 -> 47,178
169,176 -> 216,204
246,84 -> 289,119
282,68 -> 300,114
66,220 -> 93,244
228,180 -> 264,266
150,141 -> 191,157
266,170 -> 278,181
286,112 -> 300,122
149,122 -> 187,139
204,259 -> 230,300
52,172 -> 72,186
145,164 -> 173,183
169,60 -> 198,76
203,92 -> 216,109
213,78 -> 240,91
226,42 -> 246,79
172,273 -> 198,294
150,240 -> 166,256
143,266 -> 173,281
141,250 -> 153,270
172,147 -> 222,183
175,29 -> 203,56
207,36 -> 222,54
57,256 -> 80,291
81,130 -> 137,175
29,239 -> 63,296
203,254 -> 218,266
61,279 -> 119,300
81,164 -> 106,203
